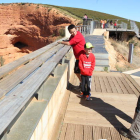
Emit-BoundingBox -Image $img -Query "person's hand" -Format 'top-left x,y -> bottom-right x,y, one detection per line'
57,41 -> 62,44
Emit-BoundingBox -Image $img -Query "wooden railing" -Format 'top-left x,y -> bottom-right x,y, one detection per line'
0,38 -> 74,140
76,25 -> 91,36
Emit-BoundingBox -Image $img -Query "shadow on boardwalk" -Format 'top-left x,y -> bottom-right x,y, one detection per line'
79,97 -> 132,130
67,82 -> 133,131
67,82 -> 80,94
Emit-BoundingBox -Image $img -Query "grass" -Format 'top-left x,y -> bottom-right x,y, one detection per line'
104,67 -> 108,72
42,4 -> 81,22
47,5 -> 140,29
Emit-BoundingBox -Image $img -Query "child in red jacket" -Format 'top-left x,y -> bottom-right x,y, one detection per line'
78,42 -> 95,100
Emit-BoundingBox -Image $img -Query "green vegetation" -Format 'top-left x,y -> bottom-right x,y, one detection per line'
104,67 -> 108,72
48,8 -> 52,12
59,28 -> 65,37
129,37 -> 140,47
53,6 -> 125,20
0,56 -> 5,66
42,4 -> 140,29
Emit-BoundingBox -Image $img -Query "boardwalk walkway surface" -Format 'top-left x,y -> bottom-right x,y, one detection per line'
59,72 -> 139,140
85,35 -> 109,71
85,35 -> 107,54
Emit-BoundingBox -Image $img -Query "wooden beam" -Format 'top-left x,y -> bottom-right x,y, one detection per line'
0,46 -> 70,136
0,45 -> 63,99
0,38 -> 66,79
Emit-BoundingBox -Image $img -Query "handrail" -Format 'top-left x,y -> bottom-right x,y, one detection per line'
130,20 -> 140,36
0,40 -> 71,138
121,22 -> 127,29
0,38 -> 65,79
82,19 -> 130,31
0,45 -> 63,99
76,25 -> 91,36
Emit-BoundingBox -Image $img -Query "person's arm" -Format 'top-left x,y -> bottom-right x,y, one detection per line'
79,56 -> 83,72
89,54 -> 95,75
57,40 -> 70,46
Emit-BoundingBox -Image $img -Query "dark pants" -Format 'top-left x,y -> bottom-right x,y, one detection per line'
81,75 -> 92,95
74,60 -> 80,74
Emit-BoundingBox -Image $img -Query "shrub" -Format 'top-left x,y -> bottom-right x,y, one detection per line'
104,67 -> 108,72
59,28 -> 65,37
48,8 -> 52,12
20,3 -> 26,5
52,33 -> 55,37
0,56 -> 5,66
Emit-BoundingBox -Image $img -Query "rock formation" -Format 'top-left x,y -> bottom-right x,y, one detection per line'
0,3 -> 79,64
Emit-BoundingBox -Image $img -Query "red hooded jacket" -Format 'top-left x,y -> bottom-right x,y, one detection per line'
79,53 -> 95,76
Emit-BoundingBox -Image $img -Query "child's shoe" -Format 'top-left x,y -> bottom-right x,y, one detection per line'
85,93 -> 91,101
79,92 -> 84,98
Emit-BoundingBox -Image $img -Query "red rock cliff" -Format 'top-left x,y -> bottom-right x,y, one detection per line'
0,3 -> 79,64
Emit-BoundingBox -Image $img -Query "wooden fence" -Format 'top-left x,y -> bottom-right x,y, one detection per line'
0,38 -> 75,140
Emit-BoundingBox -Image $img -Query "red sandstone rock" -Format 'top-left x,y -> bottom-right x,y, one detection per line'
0,3 -> 80,65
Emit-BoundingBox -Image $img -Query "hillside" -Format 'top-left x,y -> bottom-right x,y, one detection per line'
47,4 -> 140,29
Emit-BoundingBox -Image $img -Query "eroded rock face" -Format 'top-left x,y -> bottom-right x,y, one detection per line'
0,3 -> 79,64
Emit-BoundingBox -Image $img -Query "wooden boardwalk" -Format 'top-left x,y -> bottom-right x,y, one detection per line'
58,72 -> 140,140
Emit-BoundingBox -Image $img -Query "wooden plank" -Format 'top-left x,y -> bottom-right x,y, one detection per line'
121,74 -> 140,97
92,126 -> 95,138
98,76 -> 107,92
94,76 -> 102,92
121,73 -> 140,97
51,73 -> 75,140
65,123 -> 75,140
0,46 -> 71,135
101,127 -> 111,140
103,76 -> 112,93
91,76 -> 96,92
107,76 -> 118,93
115,77 -> 128,94
93,72 -> 122,77
74,124 -> 83,140
110,127 -> 121,140
0,39 -> 65,79
84,125 -> 93,140
0,61 -> 56,134
59,123 -> 68,140
111,77 -> 123,93
119,77 -> 135,94
93,126 -> 102,140
0,45 -> 63,99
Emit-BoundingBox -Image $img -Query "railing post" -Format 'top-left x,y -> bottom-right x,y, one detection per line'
128,43 -> 134,63
90,21 -> 93,35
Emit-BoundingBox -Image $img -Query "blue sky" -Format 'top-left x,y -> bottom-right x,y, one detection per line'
1,0 -> 140,22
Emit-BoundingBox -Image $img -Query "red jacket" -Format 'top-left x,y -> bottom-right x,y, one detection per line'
79,53 -> 95,76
